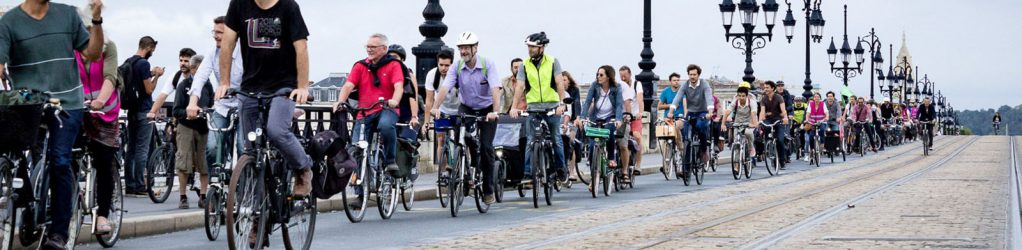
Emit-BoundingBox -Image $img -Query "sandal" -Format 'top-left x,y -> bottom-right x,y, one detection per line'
94,217 -> 112,235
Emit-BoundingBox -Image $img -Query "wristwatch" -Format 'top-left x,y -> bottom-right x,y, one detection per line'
91,17 -> 103,25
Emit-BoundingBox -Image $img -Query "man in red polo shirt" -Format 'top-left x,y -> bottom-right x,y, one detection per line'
336,33 -> 405,172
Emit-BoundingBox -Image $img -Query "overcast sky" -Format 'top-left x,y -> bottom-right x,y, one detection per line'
6,0 -> 1018,110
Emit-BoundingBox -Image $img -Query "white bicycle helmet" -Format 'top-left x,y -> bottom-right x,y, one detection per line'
457,32 -> 479,46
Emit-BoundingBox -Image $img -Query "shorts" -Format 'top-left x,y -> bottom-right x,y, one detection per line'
630,119 -> 642,133
175,125 -> 209,175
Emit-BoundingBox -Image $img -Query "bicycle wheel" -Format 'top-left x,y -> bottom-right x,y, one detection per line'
602,168 -> 613,197
742,144 -> 752,179
589,147 -> 599,198
448,156 -> 464,217
401,181 -> 416,211
680,143 -> 692,186
0,158 -> 15,250
376,174 -> 398,220
282,195 -> 317,250
672,146 -> 684,180
767,142 -> 780,176
436,146 -> 449,208
96,173 -> 125,247
473,171 -> 489,214
493,159 -> 505,203
531,148 -> 542,208
541,151 -> 553,206
342,153 -> 369,223
203,185 -> 223,241
695,148 -> 705,185
226,156 -> 265,250
574,152 -> 591,186
731,144 -> 741,180
661,142 -> 673,180
145,145 -> 173,204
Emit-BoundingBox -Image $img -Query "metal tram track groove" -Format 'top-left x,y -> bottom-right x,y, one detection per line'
505,137 -> 956,250
1008,136 -> 1021,250
738,136 -> 981,250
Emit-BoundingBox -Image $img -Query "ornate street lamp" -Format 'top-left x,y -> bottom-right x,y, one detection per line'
720,0 -> 781,83
781,0 -> 825,100
826,5 -> 866,88
412,0 -> 449,98
859,28 -> 884,99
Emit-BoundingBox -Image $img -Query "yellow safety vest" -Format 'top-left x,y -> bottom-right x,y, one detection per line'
523,54 -> 559,103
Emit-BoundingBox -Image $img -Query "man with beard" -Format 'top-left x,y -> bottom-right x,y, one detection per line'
124,36 -> 166,196
148,48 -> 196,120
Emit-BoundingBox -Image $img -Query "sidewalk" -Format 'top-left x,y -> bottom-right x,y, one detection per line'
78,152 -> 731,244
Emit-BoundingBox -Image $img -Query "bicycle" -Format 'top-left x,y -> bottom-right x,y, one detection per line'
200,108 -> 239,241
524,107 -> 559,208
446,114 -> 491,217
0,93 -> 82,250
493,117 -> 523,203
395,124 -> 418,212
920,120 -> 935,156
616,114 -> 637,191
581,120 -> 615,198
225,89 -> 316,250
759,120 -> 782,176
70,130 -> 125,248
340,99 -> 399,223
431,114 -> 456,208
145,117 -> 176,203
655,120 -> 679,181
728,123 -> 753,180
993,121 -> 1001,135
680,115 -> 710,186
853,121 -> 869,157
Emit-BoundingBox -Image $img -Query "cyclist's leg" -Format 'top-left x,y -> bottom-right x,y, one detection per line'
478,115 -> 497,195
46,109 -> 84,240
88,140 -> 116,218
604,122 -> 618,163
547,114 -> 567,178
206,112 -> 229,168
774,123 -> 786,166
266,97 -> 313,170
175,126 -> 199,206
524,116 -> 536,176
374,109 -> 399,167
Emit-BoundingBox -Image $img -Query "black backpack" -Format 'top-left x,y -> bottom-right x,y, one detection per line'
117,56 -> 143,110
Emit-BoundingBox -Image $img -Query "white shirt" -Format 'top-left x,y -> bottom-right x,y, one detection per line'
621,82 -> 641,115
424,67 -> 459,115
594,87 -> 614,120
189,45 -> 244,116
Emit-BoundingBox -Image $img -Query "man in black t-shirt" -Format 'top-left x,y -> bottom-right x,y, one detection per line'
219,0 -> 312,239
124,36 -> 165,195
759,81 -> 789,168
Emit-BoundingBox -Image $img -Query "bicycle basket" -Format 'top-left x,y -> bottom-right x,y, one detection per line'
655,124 -> 676,138
0,89 -> 49,152
584,126 -> 610,139
494,122 -> 522,148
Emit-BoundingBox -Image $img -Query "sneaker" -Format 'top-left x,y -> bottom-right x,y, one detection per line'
198,197 -> 207,209
41,233 -> 67,250
385,163 -> 400,172
293,168 -> 312,197
483,194 -> 496,205
178,197 -> 189,209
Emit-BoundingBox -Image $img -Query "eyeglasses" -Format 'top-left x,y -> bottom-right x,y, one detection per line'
366,45 -> 384,50
597,73 -> 605,77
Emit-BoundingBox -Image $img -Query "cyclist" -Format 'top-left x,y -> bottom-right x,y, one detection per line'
74,9 -> 120,235
668,64 -> 715,173
804,92 -> 828,159
424,48 -> 455,176
386,44 -> 421,130
0,0 -> 106,248
791,96 -> 807,161
186,16 -> 245,176
824,91 -> 844,152
509,32 -> 569,183
219,0 -> 313,245
578,65 -> 624,169
917,97 -> 936,150
993,112 -> 1002,134
849,96 -> 872,152
336,33 -> 404,174
879,98 -> 894,150
756,81 -> 788,169
721,84 -> 759,172
430,32 -> 502,205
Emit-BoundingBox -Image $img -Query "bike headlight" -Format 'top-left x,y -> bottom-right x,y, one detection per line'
357,141 -> 369,149
247,132 -> 257,142
495,149 -> 504,158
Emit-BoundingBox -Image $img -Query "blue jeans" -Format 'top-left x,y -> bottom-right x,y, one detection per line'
524,114 -> 565,177
763,119 -> 786,166
352,109 -> 398,165
206,111 -> 243,171
238,95 -> 312,170
124,111 -> 152,192
682,112 -> 710,145
47,109 -> 83,239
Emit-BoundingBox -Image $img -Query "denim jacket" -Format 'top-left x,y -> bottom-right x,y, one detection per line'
580,82 -> 624,121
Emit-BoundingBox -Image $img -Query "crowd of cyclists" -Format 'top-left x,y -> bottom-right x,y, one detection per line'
0,0 -> 951,249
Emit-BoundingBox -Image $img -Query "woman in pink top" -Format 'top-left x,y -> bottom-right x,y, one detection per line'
74,22 -> 120,235
805,93 -> 828,155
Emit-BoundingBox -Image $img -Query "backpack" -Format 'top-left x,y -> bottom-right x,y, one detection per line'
117,56 -> 143,110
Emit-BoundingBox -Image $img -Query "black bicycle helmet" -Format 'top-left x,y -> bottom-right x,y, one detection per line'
525,32 -> 550,46
388,44 -> 407,61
